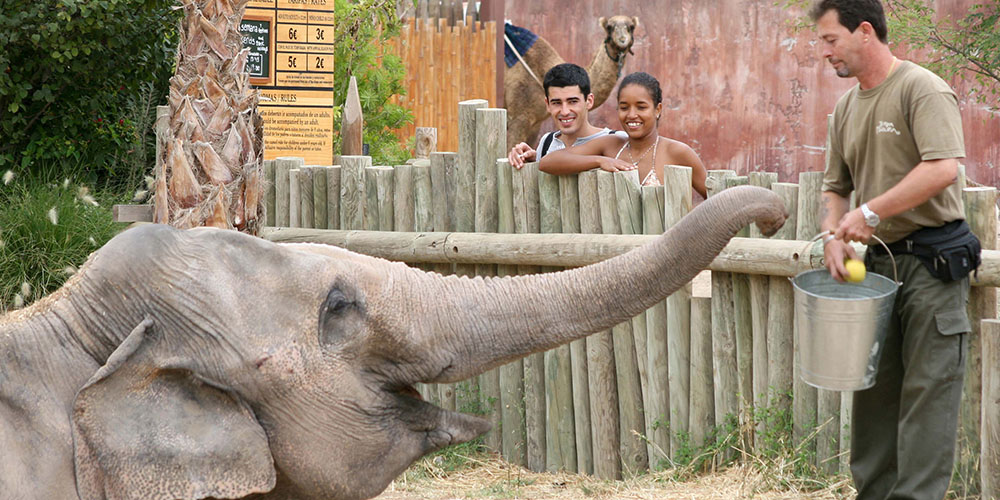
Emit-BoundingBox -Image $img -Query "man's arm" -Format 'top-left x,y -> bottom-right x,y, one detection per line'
538,136 -> 634,175
507,142 -> 536,169
822,190 -> 856,281
833,158 -> 959,243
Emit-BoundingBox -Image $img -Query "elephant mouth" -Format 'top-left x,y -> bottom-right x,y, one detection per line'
389,383 -> 423,401
388,382 -> 492,454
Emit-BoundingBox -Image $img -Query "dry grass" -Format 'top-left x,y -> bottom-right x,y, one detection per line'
376,453 -> 855,500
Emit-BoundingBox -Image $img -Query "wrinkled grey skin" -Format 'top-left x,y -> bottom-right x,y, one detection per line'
0,186 -> 785,500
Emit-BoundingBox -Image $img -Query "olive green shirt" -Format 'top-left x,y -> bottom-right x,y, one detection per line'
823,60 -> 966,243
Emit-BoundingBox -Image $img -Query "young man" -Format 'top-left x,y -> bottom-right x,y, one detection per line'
506,63 -> 624,169
813,1 -> 978,499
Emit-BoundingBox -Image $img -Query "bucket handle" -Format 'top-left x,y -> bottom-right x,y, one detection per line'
804,231 -> 900,284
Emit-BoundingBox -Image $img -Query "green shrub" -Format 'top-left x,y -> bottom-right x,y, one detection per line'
334,0 -> 414,165
0,0 -> 180,187
0,169 -> 124,311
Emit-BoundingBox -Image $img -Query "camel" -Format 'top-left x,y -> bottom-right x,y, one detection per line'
504,15 -> 638,151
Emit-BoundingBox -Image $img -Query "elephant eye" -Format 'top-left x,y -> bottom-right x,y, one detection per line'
324,288 -> 352,316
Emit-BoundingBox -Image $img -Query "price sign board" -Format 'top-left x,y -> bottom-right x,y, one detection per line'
241,0 -> 334,165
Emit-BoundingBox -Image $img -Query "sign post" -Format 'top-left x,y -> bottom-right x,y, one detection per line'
242,0 -> 335,165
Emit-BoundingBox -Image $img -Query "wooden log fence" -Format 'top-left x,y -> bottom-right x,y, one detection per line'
257,99 -> 999,489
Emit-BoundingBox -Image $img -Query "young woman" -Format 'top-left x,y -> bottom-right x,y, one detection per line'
539,72 -> 708,199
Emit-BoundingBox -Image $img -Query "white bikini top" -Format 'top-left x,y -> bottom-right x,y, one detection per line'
614,140 -> 662,187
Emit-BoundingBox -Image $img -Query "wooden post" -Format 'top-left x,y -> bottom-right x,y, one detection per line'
748,170 -> 777,452
475,108 -> 506,234
339,156 -> 370,231
642,184 -> 670,466
725,175 -> 754,456
456,99 -> 487,233
540,170 -> 576,472
982,319 -> 1000,500
298,166 -> 315,229
342,76 -> 363,156
579,169 -> 620,480
414,127 -> 437,159
427,150 -> 456,382
664,165 -> 693,457
963,186 -> 998,487
264,160 -> 275,227
559,174 -> 590,475
604,170 -> 648,476
430,152 -> 457,233
367,166 -> 394,231
795,170 -> 825,467
274,157 -> 303,227
313,166 -> 328,229
690,294 -> 714,448
412,163 -> 432,235
707,170 -> 738,454
513,162 -> 545,472
453,102 -> 480,416
289,168 -> 300,227
618,173 -> 650,428
766,182 -> 799,438
497,158 -> 526,466
326,165 -> 341,230
394,164 -> 415,232
473,109 -> 505,453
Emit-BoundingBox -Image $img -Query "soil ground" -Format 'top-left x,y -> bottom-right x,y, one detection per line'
375,454 -> 854,500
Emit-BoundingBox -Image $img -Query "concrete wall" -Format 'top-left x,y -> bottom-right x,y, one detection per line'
505,0 -> 998,186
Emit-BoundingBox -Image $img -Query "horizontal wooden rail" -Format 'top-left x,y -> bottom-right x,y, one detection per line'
260,227 -> 1000,286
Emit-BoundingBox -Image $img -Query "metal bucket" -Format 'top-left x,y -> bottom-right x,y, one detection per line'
792,234 -> 899,391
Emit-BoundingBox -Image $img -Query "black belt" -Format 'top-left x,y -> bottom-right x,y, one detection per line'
869,239 -> 914,256
868,220 -> 967,257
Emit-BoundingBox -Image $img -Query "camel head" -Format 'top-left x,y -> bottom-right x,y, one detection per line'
599,15 -> 638,58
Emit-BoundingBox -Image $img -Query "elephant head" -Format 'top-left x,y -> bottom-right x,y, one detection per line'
53,185 -> 784,499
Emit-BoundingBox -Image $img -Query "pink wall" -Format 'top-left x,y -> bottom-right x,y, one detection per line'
505,0 -> 998,186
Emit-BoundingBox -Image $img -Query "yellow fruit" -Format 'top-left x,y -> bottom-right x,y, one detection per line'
844,258 -> 866,283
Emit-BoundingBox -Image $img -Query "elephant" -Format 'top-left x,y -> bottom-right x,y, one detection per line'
0,185 -> 785,500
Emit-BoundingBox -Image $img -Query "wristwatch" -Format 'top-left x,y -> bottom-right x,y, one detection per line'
860,203 -> 880,227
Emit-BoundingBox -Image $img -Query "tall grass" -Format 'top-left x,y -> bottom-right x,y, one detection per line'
0,169 -> 125,311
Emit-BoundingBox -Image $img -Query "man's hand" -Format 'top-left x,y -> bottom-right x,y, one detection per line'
824,237 -> 860,282
596,157 -> 636,172
507,143 -> 536,169
834,207 -> 876,244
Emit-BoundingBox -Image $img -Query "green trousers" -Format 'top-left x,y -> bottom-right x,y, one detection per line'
852,252 -> 970,500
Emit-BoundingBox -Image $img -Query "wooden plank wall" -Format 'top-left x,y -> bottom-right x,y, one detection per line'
389,10 -> 497,154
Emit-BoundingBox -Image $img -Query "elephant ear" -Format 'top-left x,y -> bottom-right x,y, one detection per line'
71,318 -> 276,500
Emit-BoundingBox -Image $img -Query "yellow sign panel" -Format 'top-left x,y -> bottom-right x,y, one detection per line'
241,2 -> 334,164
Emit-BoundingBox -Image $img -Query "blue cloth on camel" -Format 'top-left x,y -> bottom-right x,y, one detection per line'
503,22 -> 538,68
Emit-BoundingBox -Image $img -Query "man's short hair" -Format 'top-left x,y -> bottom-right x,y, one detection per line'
810,0 -> 888,44
543,63 -> 591,99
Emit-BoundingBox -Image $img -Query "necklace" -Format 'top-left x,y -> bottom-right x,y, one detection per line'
626,136 -> 658,167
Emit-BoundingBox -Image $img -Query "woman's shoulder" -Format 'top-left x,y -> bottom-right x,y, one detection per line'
660,136 -> 697,156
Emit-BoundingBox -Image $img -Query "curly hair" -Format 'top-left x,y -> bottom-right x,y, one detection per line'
618,72 -> 662,106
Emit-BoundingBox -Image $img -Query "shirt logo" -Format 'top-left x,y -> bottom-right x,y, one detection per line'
876,121 -> 901,135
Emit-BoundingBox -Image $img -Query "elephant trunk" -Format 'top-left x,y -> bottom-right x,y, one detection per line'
424,185 -> 786,383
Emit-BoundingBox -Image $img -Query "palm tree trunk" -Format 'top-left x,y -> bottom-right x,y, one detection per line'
155,0 -> 264,235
